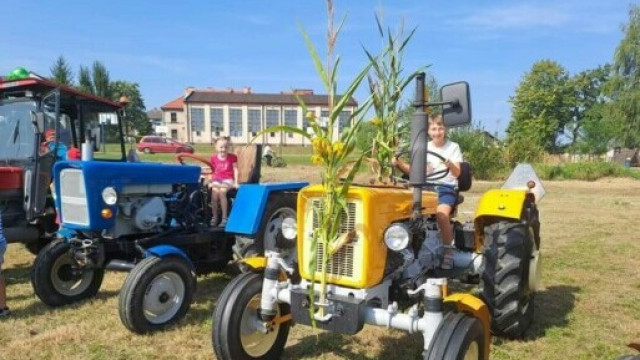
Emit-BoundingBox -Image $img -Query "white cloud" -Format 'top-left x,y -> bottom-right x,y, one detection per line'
457,4 -> 570,30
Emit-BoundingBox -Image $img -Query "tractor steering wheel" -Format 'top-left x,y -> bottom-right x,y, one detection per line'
393,149 -> 450,184
175,153 -> 214,177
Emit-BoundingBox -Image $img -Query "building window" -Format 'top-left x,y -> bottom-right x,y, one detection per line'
339,110 -> 351,132
210,107 -> 224,136
248,108 -> 261,136
170,112 -> 177,123
266,109 -> 279,136
171,129 -> 178,139
229,108 -> 243,137
190,107 -> 205,132
284,109 -> 297,138
321,109 -> 330,129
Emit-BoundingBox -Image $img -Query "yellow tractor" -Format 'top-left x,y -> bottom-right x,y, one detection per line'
211,75 -> 543,360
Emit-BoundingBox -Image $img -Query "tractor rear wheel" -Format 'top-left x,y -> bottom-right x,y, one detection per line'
424,311 -> 485,360
119,256 -> 196,334
479,221 -> 535,338
212,272 -> 290,360
31,239 -> 104,307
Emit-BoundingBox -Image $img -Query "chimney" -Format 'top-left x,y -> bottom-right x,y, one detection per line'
184,86 -> 195,98
242,87 -> 252,94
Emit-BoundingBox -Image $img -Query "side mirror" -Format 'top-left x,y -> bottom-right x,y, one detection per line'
440,82 -> 471,128
31,111 -> 45,134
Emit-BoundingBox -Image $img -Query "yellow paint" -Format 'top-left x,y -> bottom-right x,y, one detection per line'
240,257 -> 267,270
444,293 -> 491,360
473,189 -> 529,249
298,184 -> 438,288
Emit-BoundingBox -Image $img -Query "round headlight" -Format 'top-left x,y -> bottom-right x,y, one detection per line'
102,187 -> 118,205
384,223 -> 410,251
281,217 -> 297,240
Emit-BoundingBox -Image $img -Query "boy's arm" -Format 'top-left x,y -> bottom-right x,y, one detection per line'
391,156 -> 410,175
445,144 -> 463,178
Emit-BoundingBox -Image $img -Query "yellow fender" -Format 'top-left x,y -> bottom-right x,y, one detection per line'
473,189 -> 533,249
239,256 -> 287,281
444,293 -> 491,360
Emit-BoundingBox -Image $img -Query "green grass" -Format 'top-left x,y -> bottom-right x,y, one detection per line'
2,177 -> 640,359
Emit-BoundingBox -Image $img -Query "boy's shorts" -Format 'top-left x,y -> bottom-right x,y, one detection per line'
430,184 -> 457,207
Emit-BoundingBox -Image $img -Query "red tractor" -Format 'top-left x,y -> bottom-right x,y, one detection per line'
0,69 -> 127,254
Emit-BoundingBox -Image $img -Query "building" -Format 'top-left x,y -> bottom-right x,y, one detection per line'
159,87 -> 358,145
146,108 -> 165,136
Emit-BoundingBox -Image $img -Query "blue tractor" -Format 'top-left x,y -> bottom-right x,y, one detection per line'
29,93 -> 307,334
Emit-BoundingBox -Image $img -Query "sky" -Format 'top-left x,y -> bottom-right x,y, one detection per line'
0,0 -> 634,136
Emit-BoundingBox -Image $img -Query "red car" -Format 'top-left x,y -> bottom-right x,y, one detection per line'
137,136 -> 194,154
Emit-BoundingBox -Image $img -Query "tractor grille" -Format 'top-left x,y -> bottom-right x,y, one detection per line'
311,200 -> 357,277
59,169 -> 89,226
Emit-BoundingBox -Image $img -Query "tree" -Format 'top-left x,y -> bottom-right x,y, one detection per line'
607,5 -> 640,148
110,81 -> 151,136
507,59 -> 573,152
50,56 -> 74,85
78,66 -> 94,94
92,61 -> 111,98
567,65 -> 611,152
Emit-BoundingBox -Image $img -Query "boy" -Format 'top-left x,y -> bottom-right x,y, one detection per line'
0,210 -> 8,316
392,114 -> 463,269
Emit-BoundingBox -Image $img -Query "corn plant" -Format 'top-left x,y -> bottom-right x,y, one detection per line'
254,0 -> 372,324
364,16 -> 424,182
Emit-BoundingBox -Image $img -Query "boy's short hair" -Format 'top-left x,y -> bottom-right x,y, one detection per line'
428,114 -> 444,127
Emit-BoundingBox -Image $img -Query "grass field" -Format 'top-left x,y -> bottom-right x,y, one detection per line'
1,167 -> 640,359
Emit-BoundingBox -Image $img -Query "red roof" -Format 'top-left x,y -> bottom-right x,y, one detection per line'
161,96 -> 184,111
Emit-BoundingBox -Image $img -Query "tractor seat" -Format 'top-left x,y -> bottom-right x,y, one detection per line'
453,162 -> 473,208
226,144 -> 262,199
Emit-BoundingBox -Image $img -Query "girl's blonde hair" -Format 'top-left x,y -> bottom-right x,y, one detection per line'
214,136 -> 231,145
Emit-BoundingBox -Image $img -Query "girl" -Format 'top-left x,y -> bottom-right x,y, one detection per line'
209,137 -> 238,227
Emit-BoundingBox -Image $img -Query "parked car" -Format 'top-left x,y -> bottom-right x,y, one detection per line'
137,136 -> 194,154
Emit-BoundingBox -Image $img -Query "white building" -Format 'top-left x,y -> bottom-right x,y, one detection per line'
160,87 -> 358,145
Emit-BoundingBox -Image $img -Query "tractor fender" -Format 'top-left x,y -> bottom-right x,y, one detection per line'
444,293 -> 491,360
226,182 -> 308,236
145,244 -> 193,268
473,189 -> 536,249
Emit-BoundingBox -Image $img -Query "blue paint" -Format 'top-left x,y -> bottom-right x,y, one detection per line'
54,160 -> 201,231
145,244 -> 193,267
226,182 -> 308,235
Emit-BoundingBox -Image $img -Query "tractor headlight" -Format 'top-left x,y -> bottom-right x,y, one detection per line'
101,187 -> 118,205
281,217 -> 297,240
384,223 -> 410,251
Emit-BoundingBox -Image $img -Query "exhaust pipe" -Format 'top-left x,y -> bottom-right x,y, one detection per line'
410,73 -> 428,218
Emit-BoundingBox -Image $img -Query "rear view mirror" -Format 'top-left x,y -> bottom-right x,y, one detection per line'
440,82 -> 471,128
31,111 -> 45,134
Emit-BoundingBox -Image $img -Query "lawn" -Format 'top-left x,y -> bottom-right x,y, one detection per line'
1,168 -> 640,359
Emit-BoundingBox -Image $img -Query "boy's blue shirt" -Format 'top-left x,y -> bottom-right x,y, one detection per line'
0,210 -> 6,245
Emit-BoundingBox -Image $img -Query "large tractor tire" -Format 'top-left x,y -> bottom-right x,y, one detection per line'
479,221 -> 536,338
119,256 -> 196,334
31,239 -> 104,307
212,272 -> 291,360
425,312 -> 485,360
233,193 -> 297,273
25,237 -> 50,256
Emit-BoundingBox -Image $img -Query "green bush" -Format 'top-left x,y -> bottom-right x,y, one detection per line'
449,127 -> 507,180
533,161 -> 640,181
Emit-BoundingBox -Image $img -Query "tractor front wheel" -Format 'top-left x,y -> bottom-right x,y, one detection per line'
31,239 -> 104,307
119,256 -> 196,334
212,272 -> 290,360
479,221 -> 536,338
424,311 -> 485,360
